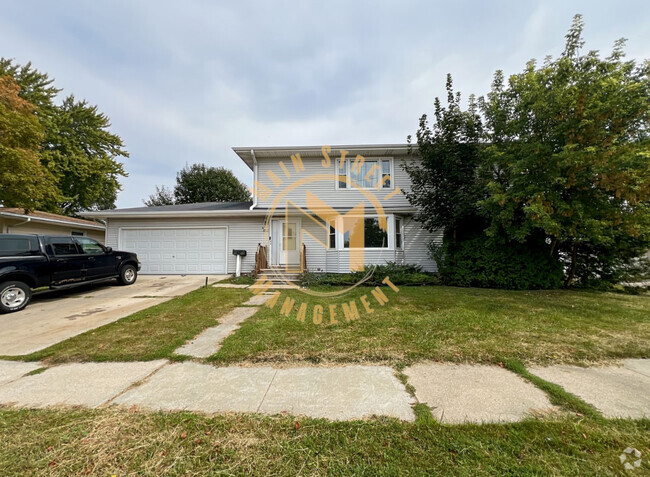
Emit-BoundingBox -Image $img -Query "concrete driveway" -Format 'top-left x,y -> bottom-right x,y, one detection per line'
0,275 -> 227,356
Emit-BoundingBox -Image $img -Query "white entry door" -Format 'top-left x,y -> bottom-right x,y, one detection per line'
272,219 -> 299,266
121,227 -> 227,274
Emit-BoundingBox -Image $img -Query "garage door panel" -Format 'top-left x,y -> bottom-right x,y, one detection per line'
122,228 -> 227,274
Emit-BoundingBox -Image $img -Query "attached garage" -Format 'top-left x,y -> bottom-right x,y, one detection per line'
120,227 -> 227,274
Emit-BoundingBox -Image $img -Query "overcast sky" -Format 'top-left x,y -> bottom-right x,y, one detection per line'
2,1 -> 649,208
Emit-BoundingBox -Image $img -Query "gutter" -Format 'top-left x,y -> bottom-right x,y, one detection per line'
0,211 -> 105,230
249,148 -> 257,210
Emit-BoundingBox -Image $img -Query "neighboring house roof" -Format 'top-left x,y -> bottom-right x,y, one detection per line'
232,143 -> 414,170
0,208 -> 105,230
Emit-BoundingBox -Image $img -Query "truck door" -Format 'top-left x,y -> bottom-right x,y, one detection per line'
48,237 -> 88,285
74,237 -> 116,280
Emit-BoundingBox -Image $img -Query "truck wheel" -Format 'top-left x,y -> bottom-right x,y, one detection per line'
0,281 -> 32,313
118,264 -> 138,286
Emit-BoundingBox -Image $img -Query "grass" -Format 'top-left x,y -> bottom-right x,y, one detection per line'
0,408 -> 647,476
219,274 -> 257,285
4,286 -> 251,364
212,286 -> 650,366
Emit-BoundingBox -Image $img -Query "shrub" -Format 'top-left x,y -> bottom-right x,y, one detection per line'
300,262 -> 439,287
434,236 -> 564,290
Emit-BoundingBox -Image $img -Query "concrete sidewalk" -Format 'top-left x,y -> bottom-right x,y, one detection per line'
0,359 -> 647,423
0,360 -> 414,421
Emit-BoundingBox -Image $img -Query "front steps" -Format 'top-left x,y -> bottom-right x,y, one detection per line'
257,267 -> 302,287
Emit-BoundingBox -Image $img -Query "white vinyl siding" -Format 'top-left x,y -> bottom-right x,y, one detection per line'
255,154 -> 417,209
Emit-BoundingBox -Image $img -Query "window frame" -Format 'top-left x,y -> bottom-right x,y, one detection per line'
332,214 -> 398,251
395,217 -> 403,250
49,237 -> 81,256
335,157 -> 394,191
74,237 -> 106,255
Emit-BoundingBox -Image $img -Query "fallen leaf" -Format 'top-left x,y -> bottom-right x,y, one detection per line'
48,459 -> 56,467
294,421 -> 301,431
180,431 -> 187,439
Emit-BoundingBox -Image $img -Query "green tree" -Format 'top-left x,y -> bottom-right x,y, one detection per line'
0,75 -> 60,211
144,185 -> 175,206
479,15 -> 650,285
405,74 -> 484,243
172,164 -> 251,204
42,95 -> 127,214
0,59 -> 128,215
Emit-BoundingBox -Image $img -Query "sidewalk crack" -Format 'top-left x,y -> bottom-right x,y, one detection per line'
101,360 -> 169,407
257,369 -> 278,413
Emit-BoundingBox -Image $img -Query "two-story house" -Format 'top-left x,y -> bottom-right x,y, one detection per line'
84,145 -> 441,275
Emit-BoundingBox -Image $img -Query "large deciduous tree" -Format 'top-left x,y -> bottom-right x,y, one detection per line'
0,75 -> 60,211
406,15 -> 650,287
479,15 -> 650,285
144,164 -> 251,206
405,74 -> 484,243
0,59 -> 128,215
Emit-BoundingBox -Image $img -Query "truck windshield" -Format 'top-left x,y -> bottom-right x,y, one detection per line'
0,236 -> 39,257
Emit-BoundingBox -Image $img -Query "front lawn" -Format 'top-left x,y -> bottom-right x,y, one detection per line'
0,408 -> 647,476
7,286 -> 251,364
213,286 -> 650,366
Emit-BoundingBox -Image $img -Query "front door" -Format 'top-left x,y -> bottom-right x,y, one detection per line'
272,219 -> 300,267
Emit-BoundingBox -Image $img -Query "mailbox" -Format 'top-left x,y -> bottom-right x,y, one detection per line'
232,249 -> 247,257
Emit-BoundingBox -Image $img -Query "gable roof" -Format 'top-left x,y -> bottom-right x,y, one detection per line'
0,208 -> 105,230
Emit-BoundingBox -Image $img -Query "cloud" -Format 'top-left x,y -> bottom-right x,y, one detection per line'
1,0 -> 649,207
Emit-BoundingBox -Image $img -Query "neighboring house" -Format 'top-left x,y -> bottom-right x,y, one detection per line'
0,208 -> 106,242
84,144 -> 441,275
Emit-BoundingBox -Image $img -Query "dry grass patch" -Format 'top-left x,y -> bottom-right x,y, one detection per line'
0,407 -> 648,476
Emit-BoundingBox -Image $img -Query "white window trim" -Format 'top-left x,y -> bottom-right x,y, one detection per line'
335,157 -> 395,191
395,216 -> 404,250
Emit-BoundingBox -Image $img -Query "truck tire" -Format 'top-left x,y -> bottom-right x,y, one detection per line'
117,264 -> 138,286
0,280 -> 32,313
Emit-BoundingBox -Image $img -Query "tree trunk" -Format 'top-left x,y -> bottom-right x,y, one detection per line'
549,237 -> 557,257
564,242 -> 578,287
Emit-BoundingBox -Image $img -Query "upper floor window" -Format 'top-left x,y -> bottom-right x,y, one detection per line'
336,158 -> 393,190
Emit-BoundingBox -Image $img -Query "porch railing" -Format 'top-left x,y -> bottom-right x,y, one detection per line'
254,243 -> 268,276
300,243 -> 306,272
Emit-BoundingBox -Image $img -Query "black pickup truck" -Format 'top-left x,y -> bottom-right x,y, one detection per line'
0,234 -> 140,313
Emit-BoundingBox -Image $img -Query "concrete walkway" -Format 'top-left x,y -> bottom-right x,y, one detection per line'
530,359 -> 650,419
0,359 -> 647,423
0,360 -> 414,421
174,294 -> 271,358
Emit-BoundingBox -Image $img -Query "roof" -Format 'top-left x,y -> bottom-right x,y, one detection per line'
232,143 -> 415,170
0,208 -> 105,230
82,201 -> 256,218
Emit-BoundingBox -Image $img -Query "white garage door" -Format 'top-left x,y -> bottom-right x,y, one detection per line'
121,228 -> 227,274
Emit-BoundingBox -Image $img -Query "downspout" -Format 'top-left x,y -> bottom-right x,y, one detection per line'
8,216 -> 31,232
249,148 -> 258,211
